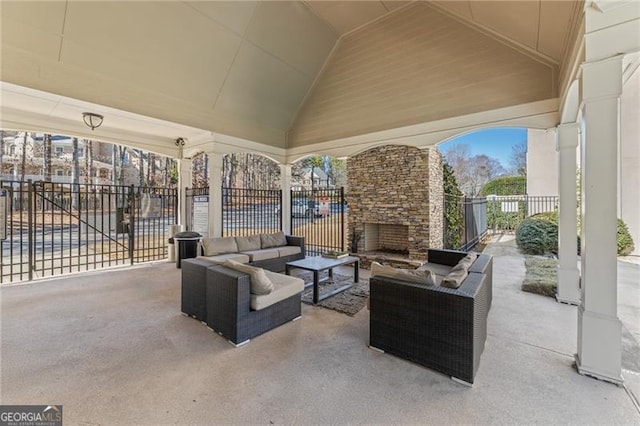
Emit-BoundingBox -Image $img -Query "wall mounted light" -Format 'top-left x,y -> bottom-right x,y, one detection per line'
82,112 -> 104,130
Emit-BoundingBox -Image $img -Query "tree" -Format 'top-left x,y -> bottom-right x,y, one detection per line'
192,152 -> 208,187
441,143 -> 506,196
43,133 -> 52,181
118,146 -> 128,185
0,130 -> 4,176
509,140 -> 527,176
86,140 -> 94,184
443,161 -> 464,249
135,149 -> 145,187
72,138 -> 80,186
19,131 -> 30,181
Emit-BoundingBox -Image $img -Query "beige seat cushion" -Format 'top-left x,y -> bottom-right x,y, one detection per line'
261,231 -> 288,248
201,236 -> 238,256
251,271 -> 304,311
417,262 -> 453,278
201,253 -> 250,264
235,235 -> 262,251
277,246 -> 302,257
240,248 -> 280,262
222,260 -> 274,295
371,262 -> 436,286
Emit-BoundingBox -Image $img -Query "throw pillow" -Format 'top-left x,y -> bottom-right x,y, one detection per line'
456,252 -> 478,270
441,263 -> 468,289
201,236 -> 238,256
261,231 -> 288,248
235,234 -> 262,251
223,259 -> 274,295
371,262 -> 436,286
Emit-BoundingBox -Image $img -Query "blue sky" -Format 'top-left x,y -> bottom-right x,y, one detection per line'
438,128 -> 527,169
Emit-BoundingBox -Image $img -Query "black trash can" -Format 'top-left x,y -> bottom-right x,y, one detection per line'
173,231 -> 202,268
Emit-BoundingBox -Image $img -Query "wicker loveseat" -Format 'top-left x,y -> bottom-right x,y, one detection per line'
369,248 -> 493,385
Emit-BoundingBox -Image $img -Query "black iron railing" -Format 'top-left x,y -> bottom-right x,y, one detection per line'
290,188 -> 345,256
223,187 -> 282,237
486,195 -> 558,232
186,187 -> 282,237
1,180 -> 177,284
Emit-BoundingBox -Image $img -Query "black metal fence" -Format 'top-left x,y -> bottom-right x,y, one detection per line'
223,187 -> 282,237
444,193 -> 559,251
486,195 -> 558,232
444,195 -> 488,251
185,187 -> 282,237
185,186 -> 346,256
290,188 -> 345,256
1,180 -> 177,284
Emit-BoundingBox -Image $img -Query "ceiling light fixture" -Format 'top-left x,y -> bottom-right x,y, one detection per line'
82,112 -> 104,130
175,137 -> 186,146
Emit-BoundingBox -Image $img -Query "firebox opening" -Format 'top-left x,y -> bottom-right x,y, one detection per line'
364,223 -> 409,255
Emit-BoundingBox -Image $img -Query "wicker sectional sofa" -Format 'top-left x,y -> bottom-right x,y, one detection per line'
181,232 -> 306,346
369,248 -> 493,385
199,233 -> 305,272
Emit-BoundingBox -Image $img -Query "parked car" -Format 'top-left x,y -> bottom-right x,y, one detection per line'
274,200 -> 323,218
292,200 -> 320,218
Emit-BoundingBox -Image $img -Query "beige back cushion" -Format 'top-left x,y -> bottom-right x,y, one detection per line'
457,252 -> 478,270
201,236 -> 238,256
235,234 -> 262,251
222,260 -> 274,295
261,231 -> 288,248
441,263 -> 469,289
371,262 -> 436,286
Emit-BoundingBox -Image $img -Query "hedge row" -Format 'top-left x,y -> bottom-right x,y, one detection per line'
515,211 -> 635,256
481,176 -> 526,196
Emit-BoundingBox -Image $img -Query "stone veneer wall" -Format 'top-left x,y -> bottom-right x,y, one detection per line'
347,145 -> 443,260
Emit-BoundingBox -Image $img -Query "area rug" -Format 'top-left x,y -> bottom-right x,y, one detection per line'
292,271 -> 369,316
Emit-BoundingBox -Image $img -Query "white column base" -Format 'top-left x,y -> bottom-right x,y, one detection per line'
556,266 -> 581,305
576,306 -> 623,385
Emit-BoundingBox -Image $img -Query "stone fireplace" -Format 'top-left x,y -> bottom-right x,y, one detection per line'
364,223 -> 409,254
347,145 -> 443,263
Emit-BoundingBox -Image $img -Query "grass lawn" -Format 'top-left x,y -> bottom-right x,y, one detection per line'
522,255 -> 558,297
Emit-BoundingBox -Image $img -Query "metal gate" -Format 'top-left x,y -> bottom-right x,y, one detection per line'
0,180 -> 177,284
290,188 -> 345,256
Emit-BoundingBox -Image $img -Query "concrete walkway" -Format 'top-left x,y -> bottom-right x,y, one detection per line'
1,238 -> 639,424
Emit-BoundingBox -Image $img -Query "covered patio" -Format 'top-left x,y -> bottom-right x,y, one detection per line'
1,0 -> 640,421
1,236 -> 638,423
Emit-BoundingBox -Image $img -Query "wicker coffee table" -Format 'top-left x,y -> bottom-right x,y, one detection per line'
285,256 -> 359,304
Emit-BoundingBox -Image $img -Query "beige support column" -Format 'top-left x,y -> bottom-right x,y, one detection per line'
555,123 -> 581,305
280,164 -> 292,235
576,55 -> 624,384
208,152 -> 223,238
177,158 -> 193,229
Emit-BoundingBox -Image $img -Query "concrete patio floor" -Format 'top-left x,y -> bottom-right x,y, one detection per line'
1,236 -> 639,425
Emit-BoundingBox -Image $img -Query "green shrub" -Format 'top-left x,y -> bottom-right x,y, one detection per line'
617,219 -> 635,256
516,217 -> 558,255
515,211 -> 634,256
487,200 -> 526,231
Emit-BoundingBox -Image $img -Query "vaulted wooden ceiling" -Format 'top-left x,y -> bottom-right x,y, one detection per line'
0,1 -> 581,154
